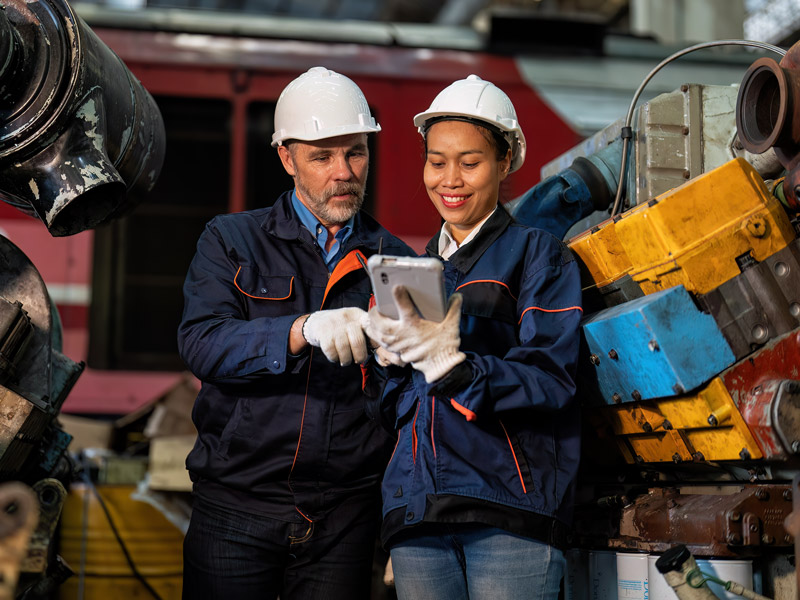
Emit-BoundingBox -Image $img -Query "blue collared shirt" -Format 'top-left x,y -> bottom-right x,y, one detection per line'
291,191 -> 354,272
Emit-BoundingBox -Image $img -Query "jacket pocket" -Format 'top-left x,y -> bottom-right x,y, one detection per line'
217,398 -> 250,458
394,388 -> 420,429
499,419 -> 534,495
234,266 -> 294,301
457,280 -> 517,325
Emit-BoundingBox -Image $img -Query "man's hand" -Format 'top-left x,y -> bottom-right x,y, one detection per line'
302,307 -> 369,366
366,286 -> 465,383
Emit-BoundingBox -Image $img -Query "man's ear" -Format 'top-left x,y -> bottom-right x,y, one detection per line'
277,145 -> 296,177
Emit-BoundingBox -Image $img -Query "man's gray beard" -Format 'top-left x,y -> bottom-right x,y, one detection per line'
297,181 -> 365,226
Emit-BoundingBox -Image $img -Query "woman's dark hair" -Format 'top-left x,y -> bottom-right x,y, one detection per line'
422,117 -> 510,162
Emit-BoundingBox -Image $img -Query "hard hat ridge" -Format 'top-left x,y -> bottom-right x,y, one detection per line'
271,66 -> 380,147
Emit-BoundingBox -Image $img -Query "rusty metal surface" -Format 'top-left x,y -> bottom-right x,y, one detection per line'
736,40 -> 800,211
739,379 -> 800,460
20,478 -> 66,574
784,474 -> 800,597
722,329 -> 800,406
611,485 -> 793,557
0,386 -> 44,475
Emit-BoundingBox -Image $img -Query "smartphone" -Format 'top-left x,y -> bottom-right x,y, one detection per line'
367,255 -> 446,322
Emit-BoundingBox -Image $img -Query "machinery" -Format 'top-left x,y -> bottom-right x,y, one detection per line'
509,39 -> 800,600
0,0 -> 165,595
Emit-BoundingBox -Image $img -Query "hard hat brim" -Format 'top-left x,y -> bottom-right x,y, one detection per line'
413,111 -> 527,173
271,122 -> 381,147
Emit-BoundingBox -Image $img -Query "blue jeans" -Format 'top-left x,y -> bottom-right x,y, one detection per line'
390,525 -> 565,600
182,493 -> 380,600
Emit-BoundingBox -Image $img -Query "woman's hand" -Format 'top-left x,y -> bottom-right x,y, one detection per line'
366,286 -> 465,383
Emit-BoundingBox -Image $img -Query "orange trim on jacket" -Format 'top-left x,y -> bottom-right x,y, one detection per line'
412,403 -> 420,463
456,279 -> 518,301
321,249 -> 369,308
292,248 -> 369,520
499,419 -> 527,494
518,304 -> 582,324
449,399 -> 477,422
234,266 -> 294,300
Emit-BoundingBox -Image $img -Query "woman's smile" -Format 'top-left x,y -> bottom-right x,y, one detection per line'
423,120 -> 510,244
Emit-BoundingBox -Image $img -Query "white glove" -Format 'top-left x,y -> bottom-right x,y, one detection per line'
302,307 -> 369,366
366,286 -> 465,383
374,346 -> 407,368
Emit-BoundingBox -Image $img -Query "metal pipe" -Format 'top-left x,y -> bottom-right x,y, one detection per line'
611,39 -> 786,217
0,0 -> 165,236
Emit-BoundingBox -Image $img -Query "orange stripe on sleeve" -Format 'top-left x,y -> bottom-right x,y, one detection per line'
456,279 -> 518,301
518,304 -> 583,324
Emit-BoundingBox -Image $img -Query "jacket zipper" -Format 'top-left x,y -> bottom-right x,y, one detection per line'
412,402 -> 420,464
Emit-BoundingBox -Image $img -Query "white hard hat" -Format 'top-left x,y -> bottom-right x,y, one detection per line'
271,66 -> 380,147
413,74 -> 526,173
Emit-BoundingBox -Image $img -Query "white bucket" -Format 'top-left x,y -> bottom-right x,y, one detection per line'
617,552 -> 649,599
565,548 -> 590,600
589,550 -> 618,600
648,554 -> 754,600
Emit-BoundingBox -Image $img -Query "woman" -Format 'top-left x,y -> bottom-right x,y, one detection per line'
366,75 -> 583,600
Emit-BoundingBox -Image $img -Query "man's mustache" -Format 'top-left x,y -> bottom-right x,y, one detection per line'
325,183 -> 363,200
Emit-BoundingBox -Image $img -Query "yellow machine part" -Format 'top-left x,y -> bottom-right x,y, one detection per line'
615,157 -> 796,295
58,484 -> 183,600
602,378 -> 763,463
567,158 -> 796,293
568,217 -> 633,288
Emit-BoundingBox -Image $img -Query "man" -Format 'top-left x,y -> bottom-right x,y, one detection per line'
178,66 -> 414,600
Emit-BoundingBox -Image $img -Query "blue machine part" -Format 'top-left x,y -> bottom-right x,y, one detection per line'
580,285 -> 735,404
510,139 -> 622,240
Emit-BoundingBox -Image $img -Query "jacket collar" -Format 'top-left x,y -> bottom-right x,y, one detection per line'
425,204 -> 513,272
260,190 -> 391,254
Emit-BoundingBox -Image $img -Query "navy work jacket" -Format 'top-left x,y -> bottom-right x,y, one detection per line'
178,191 -> 414,521
379,206 -> 583,547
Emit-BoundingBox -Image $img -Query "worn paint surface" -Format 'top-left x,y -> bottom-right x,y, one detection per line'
722,329 -> 800,405
581,285 -> 735,403
616,158 -> 796,295
568,217 -> 633,288
602,377 -> 763,463
612,485 -> 793,556
738,379 -> 800,459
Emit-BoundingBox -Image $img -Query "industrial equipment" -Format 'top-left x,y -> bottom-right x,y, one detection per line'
0,0 -> 165,595
510,39 -> 800,600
